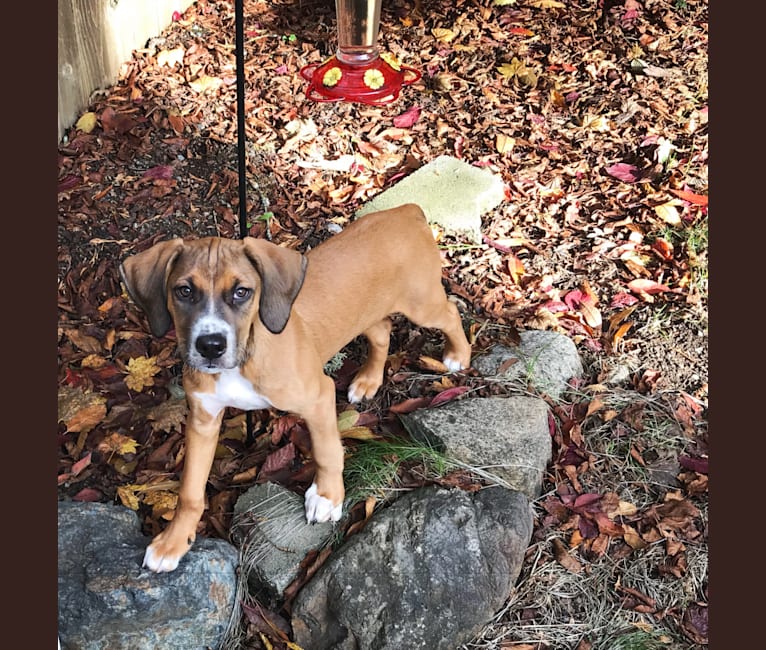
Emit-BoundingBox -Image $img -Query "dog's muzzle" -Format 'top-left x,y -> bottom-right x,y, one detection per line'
195,333 -> 227,360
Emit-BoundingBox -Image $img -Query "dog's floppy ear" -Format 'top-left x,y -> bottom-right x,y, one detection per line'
243,237 -> 307,334
119,239 -> 184,337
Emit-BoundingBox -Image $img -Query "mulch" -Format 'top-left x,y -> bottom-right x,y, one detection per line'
57,0 -> 708,647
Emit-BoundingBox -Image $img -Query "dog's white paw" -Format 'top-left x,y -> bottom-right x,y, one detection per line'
143,544 -> 180,573
304,483 -> 343,523
443,356 -> 466,372
347,381 -> 364,404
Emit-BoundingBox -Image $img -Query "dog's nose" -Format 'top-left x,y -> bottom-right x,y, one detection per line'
196,333 -> 227,360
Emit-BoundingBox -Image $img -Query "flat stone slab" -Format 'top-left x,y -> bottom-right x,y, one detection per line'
472,329 -> 584,400
232,482 -> 336,599
355,155 -> 506,242
400,396 -> 551,499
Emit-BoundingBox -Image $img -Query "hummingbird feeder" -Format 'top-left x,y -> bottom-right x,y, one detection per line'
300,0 -> 421,105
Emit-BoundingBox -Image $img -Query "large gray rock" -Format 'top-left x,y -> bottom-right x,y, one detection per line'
400,396 -> 551,499
231,482 -> 336,600
58,501 -> 238,650
472,329 -> 583,400
291,485 -> 532,650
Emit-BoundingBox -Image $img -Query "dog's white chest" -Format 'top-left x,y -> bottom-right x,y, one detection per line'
194,368 -> 272,416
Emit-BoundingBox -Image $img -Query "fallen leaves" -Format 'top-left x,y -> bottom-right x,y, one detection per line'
606,162 -> 642,183
57,0 -> 707,644
75,111 -> 97,133
124,356 -> 162,391
58,386 -> 107,434
497,57 -> 538,88
627,278 -> 671,302
189,74 -> 224,94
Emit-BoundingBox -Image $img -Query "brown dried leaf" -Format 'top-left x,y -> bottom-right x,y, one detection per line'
58,386 -> 107,433
418,356 -> 448,373
552,537 -> 582,573
66,329 -> 103,354
623,524 -> 648,550
147,398 -> 188,434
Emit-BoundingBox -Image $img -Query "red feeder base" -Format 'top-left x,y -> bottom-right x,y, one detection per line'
300,53 -> 421,106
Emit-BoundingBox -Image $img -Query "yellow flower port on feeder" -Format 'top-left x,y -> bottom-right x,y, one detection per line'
380,52 -> 401,71
322,67 -> 343,87
364,68 -> 385,90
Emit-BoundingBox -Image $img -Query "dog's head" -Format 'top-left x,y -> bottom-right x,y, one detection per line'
119,237 -> 307,372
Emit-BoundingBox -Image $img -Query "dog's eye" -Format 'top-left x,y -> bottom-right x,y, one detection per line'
232,287 -> 252,302
175,286 -> 192,300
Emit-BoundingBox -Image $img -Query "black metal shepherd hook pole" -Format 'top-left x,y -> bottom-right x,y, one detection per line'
235,0 -> 255,445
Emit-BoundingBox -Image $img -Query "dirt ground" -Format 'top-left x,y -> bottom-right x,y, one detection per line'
58,0 -> 708,647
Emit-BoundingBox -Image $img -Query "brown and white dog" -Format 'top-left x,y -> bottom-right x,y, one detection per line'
120,203 -> 472,572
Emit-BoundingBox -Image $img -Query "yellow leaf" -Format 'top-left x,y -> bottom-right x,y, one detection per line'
75,111 -> 97,133
124,356 -> 161,392
156,46 -> 185,68
81,354 -> 108,369
432,28 -> 457,43
654,201 -> 682,225
530,0 -> 566,8
117,485 -> 140,510
189,75 -> 223,94
497,59 -> 524,79
143,490 -> 178,519
497,58 -> 538,88
337,408 -> 360,433
583,114 -> 611,133
98,432 -> 139,456
496,133 -> 516,154
340,426 -> 377,441
259,633 -> 274,650
493,0 -> 516,5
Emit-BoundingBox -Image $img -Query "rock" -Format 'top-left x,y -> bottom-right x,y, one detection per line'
58,501 -> 238,650
400,396 -> 551,499
355,155 -> 506,243
291,485 -> 532,650
472,329 -> 583,400
231,482 -> 336,600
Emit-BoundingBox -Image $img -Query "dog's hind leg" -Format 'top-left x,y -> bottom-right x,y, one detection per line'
347,317 -> 393,403
406,297 -> 472,372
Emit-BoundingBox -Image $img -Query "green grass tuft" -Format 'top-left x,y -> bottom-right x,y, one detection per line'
343,437 -> 453,505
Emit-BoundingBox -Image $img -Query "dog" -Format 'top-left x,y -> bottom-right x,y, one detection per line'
119,203 -> 472,572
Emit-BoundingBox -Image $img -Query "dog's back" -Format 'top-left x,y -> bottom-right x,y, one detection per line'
295,204 -> 444,360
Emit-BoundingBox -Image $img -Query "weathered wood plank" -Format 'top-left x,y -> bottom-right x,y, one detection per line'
57,0 -> 195,142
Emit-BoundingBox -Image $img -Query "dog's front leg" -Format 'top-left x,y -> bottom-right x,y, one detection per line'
143,404 -> 223,572
300,374 -> 345,523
